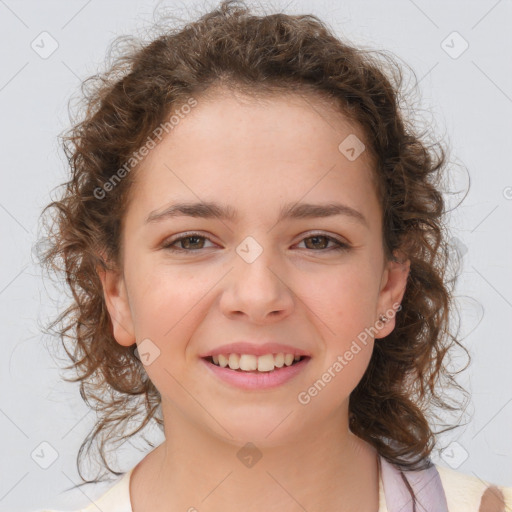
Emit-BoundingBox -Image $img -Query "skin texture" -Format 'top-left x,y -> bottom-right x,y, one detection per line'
98,88 -> 410,512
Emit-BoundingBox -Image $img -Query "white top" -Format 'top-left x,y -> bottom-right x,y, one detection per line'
32,460 -> 512,512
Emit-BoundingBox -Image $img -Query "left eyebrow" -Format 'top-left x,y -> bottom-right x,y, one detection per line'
145,200 -> 368,228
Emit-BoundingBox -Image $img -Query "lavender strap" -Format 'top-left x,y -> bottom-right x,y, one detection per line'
380,456 -> 449,512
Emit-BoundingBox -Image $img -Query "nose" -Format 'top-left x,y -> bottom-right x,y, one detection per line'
219,243 -> 294,324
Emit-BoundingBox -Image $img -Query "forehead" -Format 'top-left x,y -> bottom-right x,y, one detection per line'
126,89 -> 380,225
163,87 -> 370,158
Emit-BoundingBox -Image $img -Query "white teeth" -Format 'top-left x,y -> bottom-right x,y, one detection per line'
209,352 -> 304,372
257,354 -> 275,372
228,353 -> 240,369
239,354 -> 258,371
274,352 -> 284,368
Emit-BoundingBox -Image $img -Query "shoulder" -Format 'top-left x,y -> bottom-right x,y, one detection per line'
31,470 -> 133,512
435,464 -> 512,511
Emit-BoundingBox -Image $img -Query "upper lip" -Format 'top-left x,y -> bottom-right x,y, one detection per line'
199,341 -> 311,358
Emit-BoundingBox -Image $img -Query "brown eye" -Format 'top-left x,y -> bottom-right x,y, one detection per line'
298,234 -> 350,252
162,234 -> 214,252
175,235 -> 206,250
161,232 -> 350,254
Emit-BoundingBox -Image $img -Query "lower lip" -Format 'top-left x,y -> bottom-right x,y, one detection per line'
201,357 -> 311,390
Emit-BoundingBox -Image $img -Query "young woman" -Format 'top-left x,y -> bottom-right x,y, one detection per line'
36,1 -> 511,511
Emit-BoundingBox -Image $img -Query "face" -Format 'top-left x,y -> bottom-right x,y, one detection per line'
99,89 -> 410,447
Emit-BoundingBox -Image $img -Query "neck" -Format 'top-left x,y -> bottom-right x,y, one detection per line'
130,403 -> 380,512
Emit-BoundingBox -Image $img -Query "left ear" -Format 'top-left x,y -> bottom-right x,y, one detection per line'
374,250 -> 410,339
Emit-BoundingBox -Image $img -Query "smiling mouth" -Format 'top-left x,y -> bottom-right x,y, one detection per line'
203,354 -> 309,373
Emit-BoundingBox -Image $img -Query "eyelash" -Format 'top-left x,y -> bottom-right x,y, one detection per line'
161,232 -> 351,254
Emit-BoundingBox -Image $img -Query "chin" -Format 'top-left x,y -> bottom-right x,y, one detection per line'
207,410 -> 302,446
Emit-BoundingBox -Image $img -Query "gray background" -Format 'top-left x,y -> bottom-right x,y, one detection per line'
0,0 -> 511,510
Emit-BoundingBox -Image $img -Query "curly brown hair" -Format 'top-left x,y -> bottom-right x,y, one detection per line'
37,0 -> 470,484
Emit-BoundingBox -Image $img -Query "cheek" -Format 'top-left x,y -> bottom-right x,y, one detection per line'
298,260 -> 379,385
126,260 -> 204,343
300,259 -> 379,330
126,268 -> 209,386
